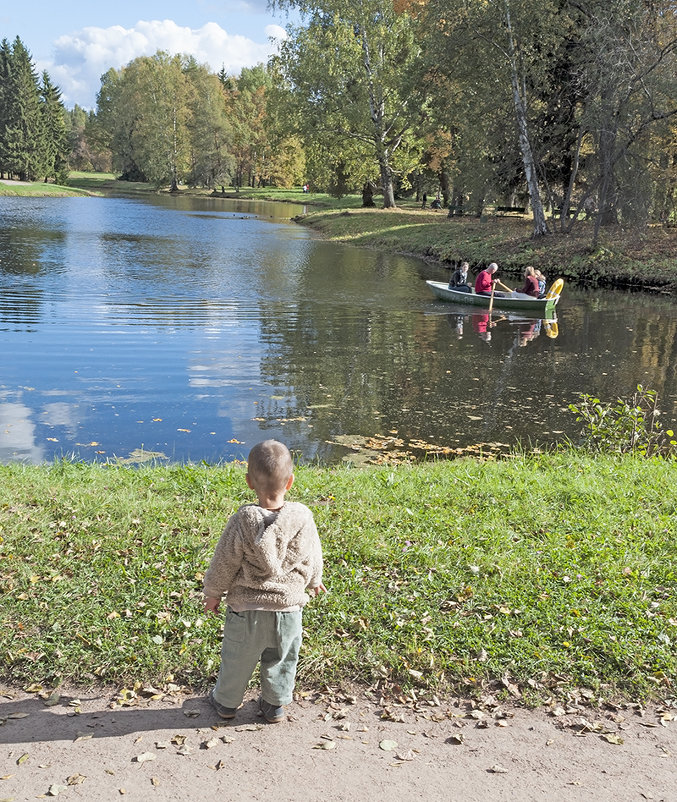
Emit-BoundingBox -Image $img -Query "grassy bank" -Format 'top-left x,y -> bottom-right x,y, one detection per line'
297,208 -> 677,291
2,454 -> 675,702
0,179 -> 91,197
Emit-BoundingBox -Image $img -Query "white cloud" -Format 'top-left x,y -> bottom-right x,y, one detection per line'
42,19 -> 286,109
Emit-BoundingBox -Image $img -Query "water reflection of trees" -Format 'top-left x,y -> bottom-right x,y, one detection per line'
255,254 -> 677,458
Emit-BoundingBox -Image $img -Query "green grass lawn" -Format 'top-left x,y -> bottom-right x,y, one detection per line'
2,453 -> 675,702
0,179 -> 90,197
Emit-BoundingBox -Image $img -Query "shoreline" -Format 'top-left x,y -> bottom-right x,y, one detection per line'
5,175 -> 676,292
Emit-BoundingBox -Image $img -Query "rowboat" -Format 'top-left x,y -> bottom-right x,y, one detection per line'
425,280 -> 562,317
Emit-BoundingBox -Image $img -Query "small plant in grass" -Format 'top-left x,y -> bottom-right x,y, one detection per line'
569,385 -> 676,457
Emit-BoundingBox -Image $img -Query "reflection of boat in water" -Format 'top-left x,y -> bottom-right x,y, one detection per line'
426,280 -> 561,317
443,308 -> 559,345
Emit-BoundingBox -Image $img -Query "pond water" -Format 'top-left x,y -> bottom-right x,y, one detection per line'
1,194 -> 676,465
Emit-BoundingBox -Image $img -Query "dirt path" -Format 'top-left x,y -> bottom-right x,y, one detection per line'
0,684 -> 674,801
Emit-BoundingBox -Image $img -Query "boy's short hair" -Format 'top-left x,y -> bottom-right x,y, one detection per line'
247,440 -> 293,494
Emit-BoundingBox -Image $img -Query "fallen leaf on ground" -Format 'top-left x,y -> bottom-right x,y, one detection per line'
7,713 -> 29,720
16,755 -> 29,766
202,738 -> 220,749
151,778 -> 160,787
313,741 -> 336,750
379,740 -> 398,751
133,753 -> 156,764
488,764 -> 509,773
66,774 -> 86,785
601,734 -> 624,745
47,784 -> 68,796
395,750 -> 416,761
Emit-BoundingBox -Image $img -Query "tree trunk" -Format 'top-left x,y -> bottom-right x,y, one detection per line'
362,181 -> 375,207
504,0 -> 549,237
439,168 -> 451,208
380,158 -> 396,208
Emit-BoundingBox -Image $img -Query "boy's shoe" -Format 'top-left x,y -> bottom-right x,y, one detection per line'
259,696 -> 285,723
209,690 -> 237,720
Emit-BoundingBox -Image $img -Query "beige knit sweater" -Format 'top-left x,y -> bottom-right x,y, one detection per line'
203,502 -> 323,611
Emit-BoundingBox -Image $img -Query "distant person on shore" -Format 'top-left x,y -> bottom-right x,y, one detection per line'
474,263 -> 511,297
515,266 -> 540,298
203,440 -> 325,724
448,261 -> 471,292
422,191 -> 427,208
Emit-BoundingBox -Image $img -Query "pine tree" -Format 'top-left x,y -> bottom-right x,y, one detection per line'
0,38 -> 12,177
2,37 -> 47,180
40,71 -> 69,183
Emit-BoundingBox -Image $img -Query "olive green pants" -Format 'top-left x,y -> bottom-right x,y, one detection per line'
212,607 -> 303,708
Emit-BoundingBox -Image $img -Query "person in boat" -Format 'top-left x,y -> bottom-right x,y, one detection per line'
535,269 -> 546,297
515,265 -> 540,298
474,263 -> 512,297
448,261 -> 471,292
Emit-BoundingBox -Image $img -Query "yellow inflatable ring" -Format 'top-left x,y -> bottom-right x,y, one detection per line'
545,278 -> 564,300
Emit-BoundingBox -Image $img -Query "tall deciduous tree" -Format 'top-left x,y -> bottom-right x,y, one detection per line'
426,0 -> 564,235
274,0 -> 426,207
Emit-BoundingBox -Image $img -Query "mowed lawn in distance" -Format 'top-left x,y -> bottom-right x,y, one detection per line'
1,453 -> 675,701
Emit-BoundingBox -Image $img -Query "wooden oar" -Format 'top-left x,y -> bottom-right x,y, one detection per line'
488,282 -> 496,315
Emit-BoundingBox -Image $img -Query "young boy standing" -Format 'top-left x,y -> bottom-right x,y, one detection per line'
203,440 -> 325,723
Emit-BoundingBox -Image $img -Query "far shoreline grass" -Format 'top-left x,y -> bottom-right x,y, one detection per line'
2,453 -> 675,704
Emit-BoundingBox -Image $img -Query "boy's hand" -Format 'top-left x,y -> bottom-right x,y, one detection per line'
203,596 -> 221,615
309,583 -> 327,597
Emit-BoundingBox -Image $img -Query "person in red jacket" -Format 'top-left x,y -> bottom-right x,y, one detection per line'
474,262 -> 511,296
515,265 -> 540,297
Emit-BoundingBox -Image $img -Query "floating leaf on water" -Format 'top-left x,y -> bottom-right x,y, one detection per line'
116,449 -> 168,465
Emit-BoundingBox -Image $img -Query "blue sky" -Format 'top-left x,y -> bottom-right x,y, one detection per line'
1,1 -> 294,109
